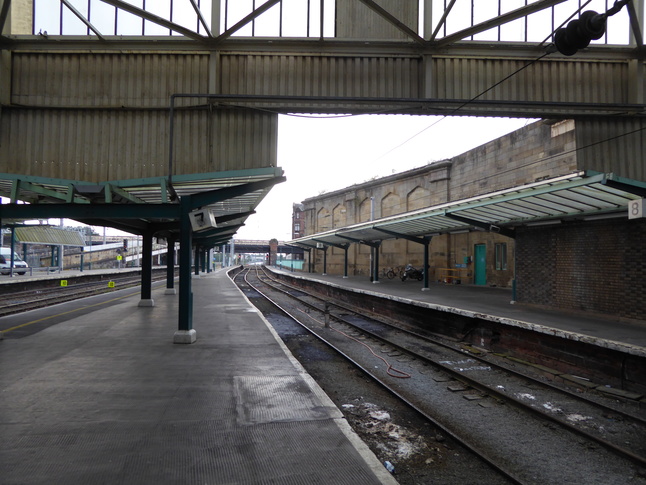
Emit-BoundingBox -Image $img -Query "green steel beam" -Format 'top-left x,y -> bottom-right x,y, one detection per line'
10,179 -> 20,202
444,173 -> 606,216
372,227 -> 434,244
604,173 -> 646,197
105,167 -> 283,187
216,210 -> 255,224
0,172 -> 90,187
204,238 -> 233,247
188,176 -> 286,210
65,183 -> 75,202
0,202 -> 181,219
287,241 -> 319,250
193,224 -> 241,239
443,214 -> 516,239
105,175 -> 170,188
105,183 -> 147,204
159,177 -> 169,203
315,240 -> 349,250
335,233 -> 380,248
17,180 -> 88,204
75,218 -> 152,235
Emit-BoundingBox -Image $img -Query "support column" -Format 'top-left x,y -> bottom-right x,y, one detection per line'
165,236 -> 176,295
194,245 -> 201,277
343,245 -> 349,278
9,225 -> 16,277
372,242 -> 380,284
321,246 -> 328,275
175,196 -> 196,344
138,230 -> 154,307
422,237 -> 431,291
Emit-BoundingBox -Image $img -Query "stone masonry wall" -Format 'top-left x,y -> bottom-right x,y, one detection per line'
450,119 -> 577,200
302,120 -> 578,285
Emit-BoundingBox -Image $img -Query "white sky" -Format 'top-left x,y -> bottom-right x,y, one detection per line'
236,114 -> 535,241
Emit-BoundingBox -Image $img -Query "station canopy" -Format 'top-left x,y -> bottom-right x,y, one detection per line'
0,168 -> 285,247
12,226 -> 86,246
288,171 -> 646,249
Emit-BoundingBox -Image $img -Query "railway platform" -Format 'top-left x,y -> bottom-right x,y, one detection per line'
272,268 -> 646,351
0,268 -> 397,485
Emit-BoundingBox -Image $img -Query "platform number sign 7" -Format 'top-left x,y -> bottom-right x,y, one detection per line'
628,199 -> 645,219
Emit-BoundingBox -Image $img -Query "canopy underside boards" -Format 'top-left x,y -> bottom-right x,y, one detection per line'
0,168 -> 285,245
288,171 -> 646,249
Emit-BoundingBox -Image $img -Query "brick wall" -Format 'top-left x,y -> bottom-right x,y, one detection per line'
516,218 -> 646,320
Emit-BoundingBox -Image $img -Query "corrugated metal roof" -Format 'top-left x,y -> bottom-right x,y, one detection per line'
288,171 -> 646,249
0,167 -> 285,244
14,226 -> 86,246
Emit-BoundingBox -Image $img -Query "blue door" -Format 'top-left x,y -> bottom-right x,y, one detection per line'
474,244 -> 486,285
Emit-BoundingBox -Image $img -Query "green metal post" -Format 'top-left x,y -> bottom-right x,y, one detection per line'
178,196 -> 193,332
423,237 -> 431,290
166,236 -> 176,290
343,245 -> 348,278
9,226 -> 16,277
141,231 -> 153,301
373,243 -> 380,283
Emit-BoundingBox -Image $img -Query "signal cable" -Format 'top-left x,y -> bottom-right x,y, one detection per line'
374,0 -> 633,163
297,308 -> 412,379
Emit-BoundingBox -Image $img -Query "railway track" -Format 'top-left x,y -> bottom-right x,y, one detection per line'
234,266 -> 646,485
0,275 -> 166,318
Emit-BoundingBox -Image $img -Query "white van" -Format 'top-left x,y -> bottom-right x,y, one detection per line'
0,247 -> 29,275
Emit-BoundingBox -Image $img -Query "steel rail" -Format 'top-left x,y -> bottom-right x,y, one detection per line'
254,266 -> 646,469
262,266 -> 646,425
0,275 -> 166,318
236,267 -> 528,485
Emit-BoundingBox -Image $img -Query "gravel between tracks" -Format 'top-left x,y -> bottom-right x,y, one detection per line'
241,277 -> 646,485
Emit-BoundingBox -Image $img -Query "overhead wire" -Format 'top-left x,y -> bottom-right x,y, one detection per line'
372,0 -> 634,163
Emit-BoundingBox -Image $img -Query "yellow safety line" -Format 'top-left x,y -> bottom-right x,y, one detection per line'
1,290 -> 140,335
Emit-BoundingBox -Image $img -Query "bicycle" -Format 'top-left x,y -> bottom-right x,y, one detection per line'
379,267 -> 397,279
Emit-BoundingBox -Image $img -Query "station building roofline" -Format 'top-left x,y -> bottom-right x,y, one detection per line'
288,171 -> 646,249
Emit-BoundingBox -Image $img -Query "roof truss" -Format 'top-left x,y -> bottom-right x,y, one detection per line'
5,0 -> 637,52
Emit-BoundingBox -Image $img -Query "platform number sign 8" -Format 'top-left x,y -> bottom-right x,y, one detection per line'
628,199 -> 645,219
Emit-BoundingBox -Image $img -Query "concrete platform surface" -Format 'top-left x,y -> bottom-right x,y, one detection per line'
273,269 -> 646,351
0,269 -> 396,485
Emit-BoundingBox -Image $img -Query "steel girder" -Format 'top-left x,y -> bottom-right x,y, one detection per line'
1,1 -> 644,119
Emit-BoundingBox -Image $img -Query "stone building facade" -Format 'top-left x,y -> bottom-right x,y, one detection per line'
296,119 -> 646,321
